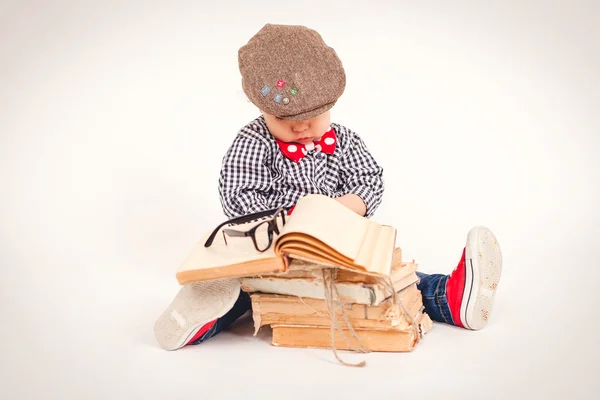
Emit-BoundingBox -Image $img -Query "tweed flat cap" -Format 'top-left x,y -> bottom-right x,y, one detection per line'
238,24 -> 346,121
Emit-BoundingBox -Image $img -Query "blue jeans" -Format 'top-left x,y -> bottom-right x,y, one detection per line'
416,271 -> 456,325
191,272 -> 455,345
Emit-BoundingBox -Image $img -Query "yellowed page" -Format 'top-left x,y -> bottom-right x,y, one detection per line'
370,224 -> 396,276
275,237 -> 353,265
353,222 -> 378,267
282,248 -> 406,283
353,222 -> 396,276
277,194 -> 369,261
277,246 -> 355,271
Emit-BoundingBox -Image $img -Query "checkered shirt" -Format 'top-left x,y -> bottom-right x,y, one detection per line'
218,116 -> 384,219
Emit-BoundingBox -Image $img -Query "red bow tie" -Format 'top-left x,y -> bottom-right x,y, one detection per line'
275,128 -> 337,163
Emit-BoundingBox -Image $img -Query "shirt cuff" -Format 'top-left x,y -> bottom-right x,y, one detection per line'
345,186 -> 378,218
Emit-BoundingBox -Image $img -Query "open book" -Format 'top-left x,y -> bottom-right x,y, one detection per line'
176,194 -> 397,284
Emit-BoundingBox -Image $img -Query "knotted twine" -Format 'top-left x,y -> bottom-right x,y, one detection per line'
318,267 -> 420,368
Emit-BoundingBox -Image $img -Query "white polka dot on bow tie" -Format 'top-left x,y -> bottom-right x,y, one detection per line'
301,148 -> 307,155
324,137 -> 335,145
287,145 -> 297,153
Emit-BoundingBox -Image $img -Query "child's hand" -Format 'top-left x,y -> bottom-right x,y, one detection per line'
334,194 -> 367,216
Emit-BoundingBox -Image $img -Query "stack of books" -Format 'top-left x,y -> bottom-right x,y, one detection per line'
241,248 -> 432,352
175,194 -> 432,360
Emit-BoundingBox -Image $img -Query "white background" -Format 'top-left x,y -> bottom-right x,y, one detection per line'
1,0 -> 599,398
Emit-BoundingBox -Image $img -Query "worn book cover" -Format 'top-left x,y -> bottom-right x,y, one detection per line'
270,312 -> 433,352
250,284 -> 423,333
241,249 -> 419,306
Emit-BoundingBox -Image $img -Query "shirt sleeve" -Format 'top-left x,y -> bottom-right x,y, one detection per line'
218,133 -> 273,219
336,129 -> 385,218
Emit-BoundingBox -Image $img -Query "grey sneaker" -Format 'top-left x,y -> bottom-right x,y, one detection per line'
154,278 -> 240,350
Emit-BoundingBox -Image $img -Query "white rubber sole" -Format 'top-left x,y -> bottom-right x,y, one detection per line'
461,226 -> 502,330
154,279 -> 241,351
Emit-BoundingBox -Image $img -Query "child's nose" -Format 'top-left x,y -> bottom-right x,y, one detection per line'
292,122 -> 309,132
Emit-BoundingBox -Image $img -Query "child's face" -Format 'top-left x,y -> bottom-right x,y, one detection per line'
262,110 -> 331,144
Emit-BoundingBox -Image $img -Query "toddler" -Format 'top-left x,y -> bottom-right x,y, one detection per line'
154,24 -> 502,351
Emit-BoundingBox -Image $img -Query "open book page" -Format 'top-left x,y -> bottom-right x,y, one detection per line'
275,241 -> 353,269
274,194 -> 396,275
281,247 -> 406,283
253,248 -> 405,283
354,222 -> 396,277
277,194 -> 369,259
338,248 -> 408,283
176,219 -> 284,282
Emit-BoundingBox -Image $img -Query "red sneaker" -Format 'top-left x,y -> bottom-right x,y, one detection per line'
154,279 -> 240,350
446,226 -> 502,330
